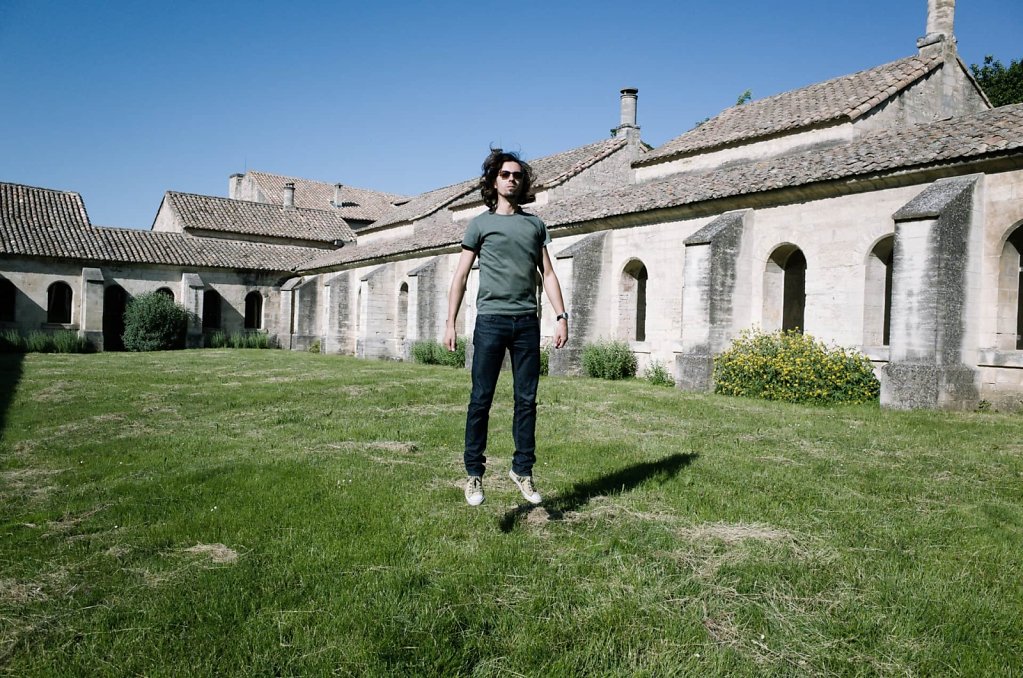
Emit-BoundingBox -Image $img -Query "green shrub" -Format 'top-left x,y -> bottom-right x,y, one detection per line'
411,339 -> 466,367
713,328 -> 880,405
0,329 -> 91,354
0,329 -> 26,353
122,292 -> 191,352
540,345 -> 550,377
582,340 -> 637,380
308,339 -> 321,354
205,330 -> 276,349
206,330 -> 227,349
53,330 -> 93,353
643,359 -> 675,387
26,331 -> 57,353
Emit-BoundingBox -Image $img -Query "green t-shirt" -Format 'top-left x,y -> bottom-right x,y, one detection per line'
462,210 -> 551,315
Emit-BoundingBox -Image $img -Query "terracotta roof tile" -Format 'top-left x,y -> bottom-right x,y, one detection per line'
299,104 -> 1023,272
369,179 -> 479,229
638,54 -> 943,165
0,182 -> 90,237
446,138 -> 630,209
372,138 -> 629,227
166,191 -> 356,245
1,183 -> 321,271
246,171 -> 407,222
541,103 -> 1023,226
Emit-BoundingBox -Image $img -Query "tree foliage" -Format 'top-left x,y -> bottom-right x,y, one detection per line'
970,55 -> 1023,107
122,292 -> 191,351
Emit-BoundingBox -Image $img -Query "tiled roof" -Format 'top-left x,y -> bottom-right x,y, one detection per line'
246,171 -> 407,222
298,103 -> 1023,272
298,214 -> 468,271
447,138 -> 630,209
638,54 -> 943,166
371,138 -> 630,227
166,191 -> 356,245
369,179 -> 478,229
1,183 -> 322,271
539,103 -> 1023,226
0,182 -> 91,234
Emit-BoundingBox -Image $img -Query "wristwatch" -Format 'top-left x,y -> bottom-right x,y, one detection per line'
556,312 -> 569,322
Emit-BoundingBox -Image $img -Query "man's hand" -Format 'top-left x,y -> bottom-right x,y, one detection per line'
444,325 -> 457,351
553,319 -> 568,349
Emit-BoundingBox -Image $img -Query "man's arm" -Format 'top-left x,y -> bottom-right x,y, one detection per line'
540,247 -> 569,349
445,248 -> 477,351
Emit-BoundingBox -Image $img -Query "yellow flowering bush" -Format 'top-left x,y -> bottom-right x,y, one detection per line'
713,329 -> 880,405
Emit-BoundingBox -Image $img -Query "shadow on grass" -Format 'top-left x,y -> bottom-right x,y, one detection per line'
0,353 -> 25,442
499,452 -> 698,533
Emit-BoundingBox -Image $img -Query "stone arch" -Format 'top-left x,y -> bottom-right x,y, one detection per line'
244,291 -> 263,330
996,220 -> 1023,350
0,277 -> 15,322
864,235 -> 895,346
203,289 -> 222,330
47,281 -> 73,324
155,287 -> 174,300
103,285 -> 129,351
397,282 -> 409,344
763,244 -> 805,333
619,258 -> 648,341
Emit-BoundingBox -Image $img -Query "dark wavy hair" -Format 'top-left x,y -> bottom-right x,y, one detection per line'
479,148 -> 534,211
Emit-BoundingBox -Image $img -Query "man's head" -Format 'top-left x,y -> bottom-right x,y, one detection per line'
479,148 -> 534,211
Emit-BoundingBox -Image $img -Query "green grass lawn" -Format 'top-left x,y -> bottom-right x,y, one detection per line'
1,350 -> 1021,676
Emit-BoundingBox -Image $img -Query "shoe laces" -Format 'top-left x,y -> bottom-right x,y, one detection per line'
467,476 -> 482,493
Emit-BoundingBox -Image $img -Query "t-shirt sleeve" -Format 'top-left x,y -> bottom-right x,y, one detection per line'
537,217 -> 551,248
462,217 -> 482,251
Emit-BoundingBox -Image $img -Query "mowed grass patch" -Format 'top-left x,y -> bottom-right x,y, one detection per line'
0,350 -> 1021,675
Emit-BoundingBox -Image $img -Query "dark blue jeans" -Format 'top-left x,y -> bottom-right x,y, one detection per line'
464,314 -> 541,477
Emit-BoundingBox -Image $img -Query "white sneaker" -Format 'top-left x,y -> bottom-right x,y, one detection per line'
465,476 -> 484,506
509,470 -> 542,504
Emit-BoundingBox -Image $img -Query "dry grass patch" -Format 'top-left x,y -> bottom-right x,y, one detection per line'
0,468 -> 65,502
42,503 -> 111,538
0,578 -> 48,605
182,543 -> 240,564
29,381 -> 75,403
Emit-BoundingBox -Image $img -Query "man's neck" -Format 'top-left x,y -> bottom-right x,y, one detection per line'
494,198 -> 518,215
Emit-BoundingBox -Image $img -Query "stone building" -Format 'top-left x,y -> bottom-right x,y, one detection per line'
2,0 -> 1023,409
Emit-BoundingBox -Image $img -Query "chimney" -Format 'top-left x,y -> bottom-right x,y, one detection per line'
918,0 -> 955,52
332,183 -> 343,208
613,88 -> 640,140
229,173 -> 244,200
283,182 -> 295,209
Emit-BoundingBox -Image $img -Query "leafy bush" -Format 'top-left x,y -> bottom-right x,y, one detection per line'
411,339 -> 466,367
122,292 -> 191,352
643,359 -> 675,387
713,328 -> 880,405
582,340 -> 637,380
540,345 -> 550,377
308,339 -> 321,354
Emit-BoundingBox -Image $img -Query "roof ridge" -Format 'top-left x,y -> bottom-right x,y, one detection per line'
247,170 -> 409,200
167,190 -> 346,216
638,53 -> 947,166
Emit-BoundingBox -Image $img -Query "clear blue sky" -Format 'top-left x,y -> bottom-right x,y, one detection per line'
1,0 -> 1019,229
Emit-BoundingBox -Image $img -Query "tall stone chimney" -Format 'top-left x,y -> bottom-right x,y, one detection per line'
229,173 -> 244,200
283,182 -> 296,209
918,0 -> 955,52
332,183 -> 343,208
613,88 -> 640,140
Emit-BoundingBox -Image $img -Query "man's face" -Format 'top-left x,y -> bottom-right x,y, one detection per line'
493,161 -> 523,201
